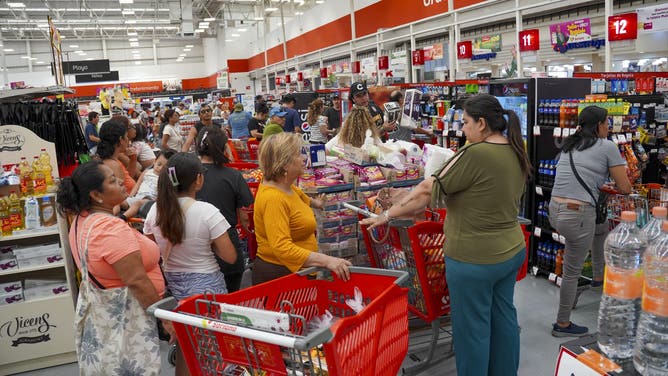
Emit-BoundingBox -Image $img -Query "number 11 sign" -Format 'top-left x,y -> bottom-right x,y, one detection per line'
518,29 -> 540,52
608,13 -> 638,41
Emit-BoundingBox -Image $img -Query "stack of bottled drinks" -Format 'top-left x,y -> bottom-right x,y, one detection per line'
597,207 -> 668,375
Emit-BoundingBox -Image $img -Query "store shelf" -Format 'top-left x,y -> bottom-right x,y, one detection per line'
0,227 -> 60,242
0,261 -> 65,276
354,183 -> 388,192
315,183 -> 355,194
389,178 -> 423,188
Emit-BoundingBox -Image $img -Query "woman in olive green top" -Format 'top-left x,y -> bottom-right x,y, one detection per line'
362,94 -> 531,376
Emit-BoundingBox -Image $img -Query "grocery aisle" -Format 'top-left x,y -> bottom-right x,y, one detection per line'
13,276 -> 602,376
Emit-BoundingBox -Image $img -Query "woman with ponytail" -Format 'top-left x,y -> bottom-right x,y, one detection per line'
305,98 -> 334,144
548,105 -> 631,338
143,152 -> 237,376
196,126 -> 254,292
361,93 -> 531,376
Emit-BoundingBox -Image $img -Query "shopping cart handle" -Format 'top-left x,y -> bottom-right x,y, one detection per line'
147,296 -> 179,316
342,201 -> 378,218
298,266 -> 409,286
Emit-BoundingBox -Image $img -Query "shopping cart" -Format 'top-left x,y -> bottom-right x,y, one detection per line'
149,267 -> 409,376
603,186 -> 650,229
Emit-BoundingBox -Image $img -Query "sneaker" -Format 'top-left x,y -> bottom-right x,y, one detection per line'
590,280 -> 603,291
551,322 -> 589,337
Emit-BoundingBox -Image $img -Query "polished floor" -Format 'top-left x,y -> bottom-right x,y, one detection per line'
13,276 -> 602,376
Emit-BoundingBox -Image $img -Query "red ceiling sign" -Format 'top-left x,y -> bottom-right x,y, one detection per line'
456,41 -> 473,59
412,49 -> 424,65
285,75 -> 291,84
608,13 -> 638,41
378,56 -> 389,70
351,61 -> 361,74
518,29 -> 540,51
320,68 -> 328,78
297,72 -> 303,81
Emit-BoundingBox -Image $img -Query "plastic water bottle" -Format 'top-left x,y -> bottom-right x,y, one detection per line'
24,196 -> 40,230
598,211 -> 647,359
642,206 -> 668,244
634,220 -> 668,375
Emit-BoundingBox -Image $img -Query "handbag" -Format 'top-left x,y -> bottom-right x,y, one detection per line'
74,214 -> 161,376
568,152 -> 609,224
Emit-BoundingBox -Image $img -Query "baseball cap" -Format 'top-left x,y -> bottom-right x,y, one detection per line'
350,82 -> 368,97
331,92 -> 340,99
269,107 -> 288,118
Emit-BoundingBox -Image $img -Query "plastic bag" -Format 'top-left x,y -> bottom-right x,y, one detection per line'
307,309 -> 339,334
345,286 -> 366,314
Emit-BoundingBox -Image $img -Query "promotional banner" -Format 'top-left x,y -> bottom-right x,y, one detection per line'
473,35 -> 502,53
549,18 -> 592,46
638,4 -> 668,32
128,81 -> 163,93
217,70 -> 229,89
390,49 -> 407,79
423,43 -> 445,61
361,57 -> 376,78
162,79 -> 183,91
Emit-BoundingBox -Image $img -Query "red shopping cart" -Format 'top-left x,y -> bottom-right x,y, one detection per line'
149,267 -> 409,376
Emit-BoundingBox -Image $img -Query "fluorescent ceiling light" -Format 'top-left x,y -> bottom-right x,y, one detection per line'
125,20 -> 137,24
203,17 -> 215,22
231,33 -> 240,37
20,56 -> 31,59
74,50 -> 84,54
86,58 -> 94,60
225,39 -> 233,42
121,9 -> 134,15
119,0 -> 133,3
295,12 -> 303,15
185,44 -> 193,48
129,37 -> 138,41
135,61 -> 141,65
179,53 -> 186,57
37,23 -> 49,28
253,17 -> 264,21
194,29 -> 205,33
237,28 -> 247,32
183,48 -> 191,51
315,0 -> 324,3
265,7 -> 278,12
198,22 -> 209,27
69,44 -> 79,48
131,50 -> 139,53
7,3 -> 26,8
130,42 -> 139,47
35,61 -> 44,64
30,57 -> 37,60
127,31 -> 137,35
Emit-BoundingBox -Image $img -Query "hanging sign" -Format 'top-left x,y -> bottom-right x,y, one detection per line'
550,18 -> 592,47
275,77 -> 282,86
75,71 -> 119,84
319,68 -> 328,78
412,50 -> 424,65
285,75 -> 291,84
456,41 -> 473,59
297,72 -> 304,82
58,59 -> 110,75
351,61 -> 361,73
473,34 -> 502,53
608,13 -> 638,41
378,56 -> 389,70
519,29 -> 540,51
638,4 -> 668,32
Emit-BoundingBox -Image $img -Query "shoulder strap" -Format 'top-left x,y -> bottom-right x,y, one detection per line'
76,213 -> 111,289
568,152 -> 597,204
162,198 -> 197,263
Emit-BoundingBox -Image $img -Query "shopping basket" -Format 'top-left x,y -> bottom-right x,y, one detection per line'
603,186 -> 650,229
149,267 -> 409,376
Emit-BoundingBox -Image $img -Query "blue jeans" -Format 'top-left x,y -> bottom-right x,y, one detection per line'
446,249 -> 525,376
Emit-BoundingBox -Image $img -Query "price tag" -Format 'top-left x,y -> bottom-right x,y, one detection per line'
553,128 -> 562,138
559,235 -> 566,244
618,134 -> 627,144
570,128 -> 577,136
533,125 -> 541,136
556,276 -> 563,287
635,131 -> 640,139
612,135 -> 619,144
548,273 -> 557,282
626,132 -> 633,140
534,226 -> 542,237
535,186 -> 543,196
456,130 -> 463,137
552,232 -> 560,242
531,266 -> 539,276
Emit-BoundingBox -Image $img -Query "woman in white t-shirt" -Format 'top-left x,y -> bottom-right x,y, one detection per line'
161,109 -> 184,152
144,152 -> 237,376
306,98 -> 334,144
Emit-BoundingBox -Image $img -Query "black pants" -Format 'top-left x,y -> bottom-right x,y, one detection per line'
215,228 -> 245,292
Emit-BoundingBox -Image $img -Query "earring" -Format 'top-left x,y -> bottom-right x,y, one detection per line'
98,199 -> 103,204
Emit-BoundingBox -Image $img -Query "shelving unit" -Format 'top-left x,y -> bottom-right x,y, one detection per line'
0,125 -> 77,375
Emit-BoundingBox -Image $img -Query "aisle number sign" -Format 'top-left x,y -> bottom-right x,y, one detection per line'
519,29 -> 540,51
608,13 -> 638,41
456,41 -> 473,59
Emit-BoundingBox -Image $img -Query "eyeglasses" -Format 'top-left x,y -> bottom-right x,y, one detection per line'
200,109 -> 212,113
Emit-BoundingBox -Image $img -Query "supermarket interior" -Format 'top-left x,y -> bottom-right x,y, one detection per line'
1,0 -> 668,375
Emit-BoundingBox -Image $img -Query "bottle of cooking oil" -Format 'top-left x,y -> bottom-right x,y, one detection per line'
18,157 -> 33,197
38,148 -> 55,190
8,191 -> 24,231
0,197 -> 12,237
31,156 -> 47,195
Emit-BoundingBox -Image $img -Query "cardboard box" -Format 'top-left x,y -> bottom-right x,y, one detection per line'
0,292 -> 24,305
342,144 -> 372,165
0,281 -> 22,294
23,282 -> 69,301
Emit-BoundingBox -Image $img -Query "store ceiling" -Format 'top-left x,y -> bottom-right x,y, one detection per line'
0,0 -> 323,40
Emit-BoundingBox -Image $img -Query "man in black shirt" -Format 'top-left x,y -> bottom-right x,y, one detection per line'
182,103 -> 214,152
349,81 -> 395,140
323,92 -> 342,135
247,102 -> 269,139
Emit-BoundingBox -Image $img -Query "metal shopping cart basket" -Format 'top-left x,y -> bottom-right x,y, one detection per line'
604,188 -> 650,229
149,267 -> 409,376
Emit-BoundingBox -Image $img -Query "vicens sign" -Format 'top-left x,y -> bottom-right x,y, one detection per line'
0,128 -> 25,152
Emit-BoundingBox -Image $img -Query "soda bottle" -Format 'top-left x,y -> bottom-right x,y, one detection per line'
18,157 -> 33,197
538,100 -> 545,125
0,197 -> 12,237
31,156 -> 47,195
642,206 -> 668,244
555,247 -> 563,276
38,148 -> 54,189
634,220 -> 668,375
24,196 -> 40,230
559,100 -> 567,128
8,191 -> 24,231
598,211 -> 647,359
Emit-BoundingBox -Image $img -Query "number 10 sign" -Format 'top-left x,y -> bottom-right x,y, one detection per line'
608,13 -> 638,41
518,29 -> 540,52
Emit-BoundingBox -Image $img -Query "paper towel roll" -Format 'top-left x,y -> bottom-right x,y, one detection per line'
423,144 -> 455,177
392,140 -> 422,158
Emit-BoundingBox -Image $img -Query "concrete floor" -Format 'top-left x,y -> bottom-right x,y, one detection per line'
12,276 -> 602,376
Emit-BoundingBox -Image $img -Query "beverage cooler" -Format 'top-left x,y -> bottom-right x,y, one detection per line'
489,78 -> 592,276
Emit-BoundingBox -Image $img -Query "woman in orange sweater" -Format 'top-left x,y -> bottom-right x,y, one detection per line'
252,132 -> 351,285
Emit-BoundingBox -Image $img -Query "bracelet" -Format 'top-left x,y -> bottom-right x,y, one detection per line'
382,210 -> 393,222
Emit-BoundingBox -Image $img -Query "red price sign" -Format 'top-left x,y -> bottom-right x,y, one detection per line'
412,49 -> 424,65
378,56 -> 389,70
456,41 -> 472,59
518,29 -> 540,51
608,13 -> 638,41
284,75 -> 291,84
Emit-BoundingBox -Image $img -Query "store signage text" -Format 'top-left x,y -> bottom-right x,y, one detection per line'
0,313 -> 56,346
553,38 -> 605,53
75,71 -> 119,84
0,128 -> 25,152
608,13 -> 638,41
53,59 -> 110,75
519,29 -> 540,51
456,41 -> 473,59
471,52 -> 497,61
422,0 -> 445,7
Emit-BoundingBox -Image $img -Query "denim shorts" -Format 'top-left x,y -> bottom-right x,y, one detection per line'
165,271 -> 228,301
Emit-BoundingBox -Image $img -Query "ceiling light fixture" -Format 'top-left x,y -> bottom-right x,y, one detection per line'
69,44 -> 79,48
86,58 -> 94,60
198,22 -> 209,28
125,20 -> 137,24
131,50 -> 139,53
194,29 -> 205,33
253,17 -> 264,21
130,42 -> 139,47
295,12 -> 303,15
127,30 -> 138,35
183,48 -> 191,51
37,23 -> 49,28
35,61 -> 44,64
185,44 -> 194,48
3,49 -> 14,52
265,7 -> 278,12
7,3 -> 26,8
203,17 -> 215,22
179,53 -> 186,57
119,0 -> 133,3
225,39 -> 233,42
74,50 -> 84,54
20,56 -> 31,59
129,37 -> 138,41
315,0 -> 324,3
231,33 -> 240,37
135,61 -> 141,65
121,9 -> 135,15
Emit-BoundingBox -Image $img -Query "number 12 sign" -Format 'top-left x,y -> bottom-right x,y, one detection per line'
518,29 -> 540,52
608,13 -> 638,41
